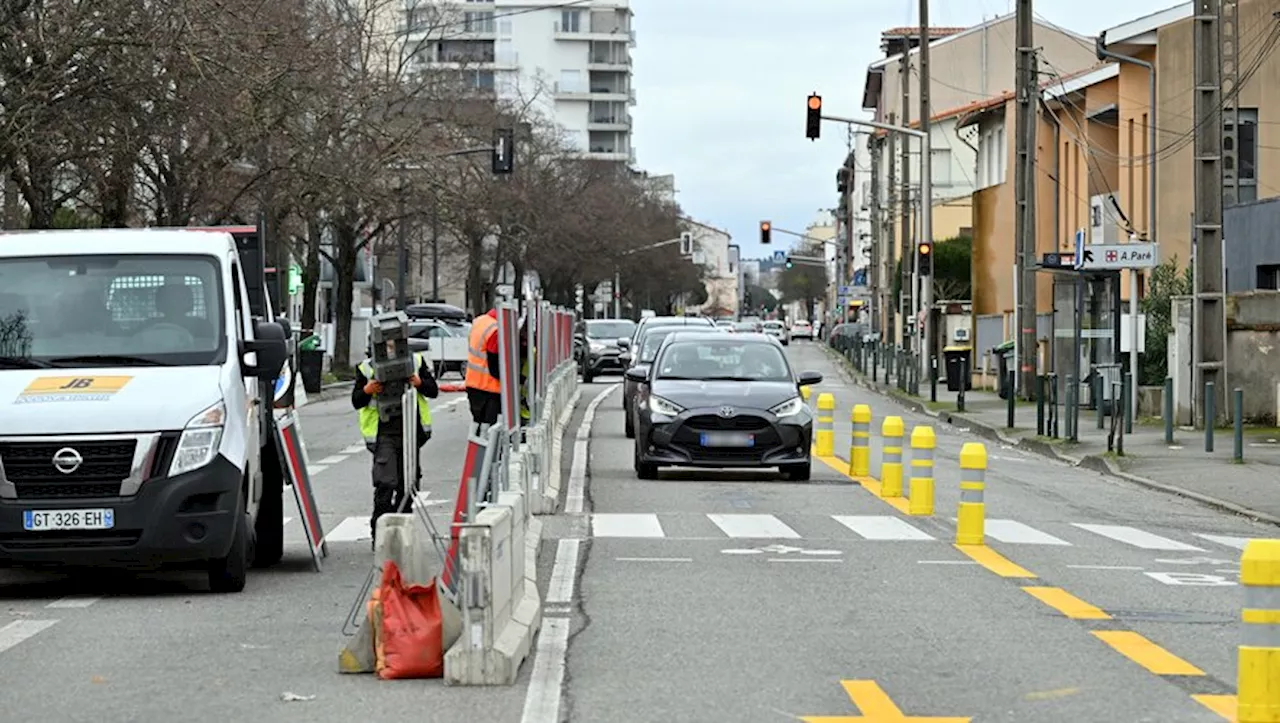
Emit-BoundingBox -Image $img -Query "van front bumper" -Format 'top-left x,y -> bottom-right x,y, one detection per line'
0,454 -> 243,570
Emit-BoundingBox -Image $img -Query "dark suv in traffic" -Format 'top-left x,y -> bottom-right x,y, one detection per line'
575,319 -> 637,382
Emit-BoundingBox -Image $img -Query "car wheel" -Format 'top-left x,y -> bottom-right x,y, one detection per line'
624,408 -> 635,438
582,366 -> 594,383
633,439 -> 658,479
781,462 -> 811,482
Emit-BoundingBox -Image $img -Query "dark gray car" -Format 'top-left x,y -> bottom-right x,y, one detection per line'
625,332 -> 822,481
575,319 -> 636,382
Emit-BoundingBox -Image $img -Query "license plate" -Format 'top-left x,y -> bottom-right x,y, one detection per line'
700,432 -> 755,447
23,509 -> 115,531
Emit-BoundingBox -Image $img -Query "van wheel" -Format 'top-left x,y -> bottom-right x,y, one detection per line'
624,410 -> 635,438
253,452 -> 285,568
209,496 -> 249,593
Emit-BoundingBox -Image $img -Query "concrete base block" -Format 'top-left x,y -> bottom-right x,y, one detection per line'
338,513 -> 461,674
531,386 -> 580,515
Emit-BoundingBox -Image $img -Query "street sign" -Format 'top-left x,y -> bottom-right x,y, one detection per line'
772,250 -> 786,262
1077,242 -> 1159,270
1072,228 -> 1085,269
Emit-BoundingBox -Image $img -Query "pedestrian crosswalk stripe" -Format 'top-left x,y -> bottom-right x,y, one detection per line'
706,513 -> 800,539
1193,533 -> 1253,550
324,516 -> 372,543
592,513 -> 665,538
1071,524 -> 1204,551
986,519 -> 1071,546
832,515 -> 934,541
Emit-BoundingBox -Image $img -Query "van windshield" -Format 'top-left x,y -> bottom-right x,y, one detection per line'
0,254 -> 226,367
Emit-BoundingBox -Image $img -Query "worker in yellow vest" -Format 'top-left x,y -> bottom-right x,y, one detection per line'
352,349 -> 438,546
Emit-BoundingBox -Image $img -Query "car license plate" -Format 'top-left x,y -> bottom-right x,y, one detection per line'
23,509 -> 115,531
700,432 -> 755,447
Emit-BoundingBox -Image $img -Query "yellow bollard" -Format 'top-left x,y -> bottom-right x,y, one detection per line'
955,442 -> 987,545
908,426 -> 935,516
849,404 -> 873,477
1239,539 -> 1280,722
879,416 -> 904,497
801,385 -> 812,402
815,393 -> 836,457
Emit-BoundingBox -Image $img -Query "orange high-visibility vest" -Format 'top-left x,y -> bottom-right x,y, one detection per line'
465,314 -> 501,393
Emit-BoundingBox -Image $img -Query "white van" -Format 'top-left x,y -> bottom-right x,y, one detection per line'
0,228 -> 290,592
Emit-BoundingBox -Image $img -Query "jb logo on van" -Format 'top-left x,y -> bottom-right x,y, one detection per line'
16,375 -> 134,403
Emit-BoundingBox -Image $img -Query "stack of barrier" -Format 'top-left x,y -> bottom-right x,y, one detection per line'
442,358 -> 580,685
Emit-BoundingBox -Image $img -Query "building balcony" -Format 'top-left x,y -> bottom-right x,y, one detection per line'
553,22 -> 635,43
553,83 -> 630,102
588,114 -> 632,130
587,56 -> 631,71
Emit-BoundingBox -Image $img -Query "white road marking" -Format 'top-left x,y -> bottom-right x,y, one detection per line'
0,620 -> 58,654
46,597 -> 100,609
985,519 -> 1071,546
1145,571 -> 1236,586
1067,565 -> 1145,571
1071,524 -> 1204,551
1194,533 -> 1254,550
566,385 -> 617,515
546,539 -> 580,605
342,443 -> 366,455
323,516 -> 372,543
520,617 -> 570,723
616,557 -> 692,563
706,514 -> 800,539
283,516 -> 293,527
767,558 -> 842,563
591,513 -> 665,538
316,455 -> 348,465
307,464 -> 329,476
917,560 -> 979,565
833,515 -> 934,541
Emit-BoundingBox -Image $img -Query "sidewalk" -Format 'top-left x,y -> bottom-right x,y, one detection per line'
821,345 -> 1280,525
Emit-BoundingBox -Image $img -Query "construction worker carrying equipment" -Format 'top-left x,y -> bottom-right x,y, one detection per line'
352,348 -> 438,545
464,308 -> 502,429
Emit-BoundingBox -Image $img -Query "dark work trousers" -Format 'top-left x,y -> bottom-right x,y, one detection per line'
466,388 -> 501,433
370,434 -> 423,541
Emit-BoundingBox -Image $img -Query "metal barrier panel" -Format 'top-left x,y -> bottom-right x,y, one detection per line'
497,303 -> 519,433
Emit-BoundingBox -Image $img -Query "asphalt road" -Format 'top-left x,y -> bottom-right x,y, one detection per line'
2,342 -> 1272,722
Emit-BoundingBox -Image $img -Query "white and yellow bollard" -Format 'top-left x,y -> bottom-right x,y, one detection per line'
849,404 -> 872,478
879,416 -> 904,498
801,385 -> 812,403
908,426 -> 935,516
955,442 -> 987,545
815,393 -> 836,457
1239,538 -> 1280,722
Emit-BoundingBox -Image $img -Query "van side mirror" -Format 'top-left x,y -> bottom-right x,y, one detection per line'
243,321 -> 289,379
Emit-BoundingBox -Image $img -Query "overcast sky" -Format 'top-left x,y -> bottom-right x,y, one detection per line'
629,0 -> 1177,261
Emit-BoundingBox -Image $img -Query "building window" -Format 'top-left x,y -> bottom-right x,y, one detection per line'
931,148 -> 952,187
1258,264 -> 1280,291
560,10 -> 581,32
1226,108 -> 1258,203
558,69 -> 582,93
463,11 -> 494,33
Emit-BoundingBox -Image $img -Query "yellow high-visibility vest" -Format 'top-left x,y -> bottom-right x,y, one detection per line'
356,353 -> 433,444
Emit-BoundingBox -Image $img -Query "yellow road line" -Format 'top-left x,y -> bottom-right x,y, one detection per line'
1091,631 -> 1205,676
814,452 -> 911,514
954,544 -> 1038,578
1191,694 -> 1236,720
1022,587 -> 1112,620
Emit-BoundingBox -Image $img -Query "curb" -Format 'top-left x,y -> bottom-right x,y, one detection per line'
820,346 -> 1280,529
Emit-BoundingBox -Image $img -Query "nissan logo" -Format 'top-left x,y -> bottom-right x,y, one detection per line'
718,406 -> 735,418
52,447 -> 83,475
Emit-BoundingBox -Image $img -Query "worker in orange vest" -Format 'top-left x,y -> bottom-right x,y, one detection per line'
464,309 -> 503,430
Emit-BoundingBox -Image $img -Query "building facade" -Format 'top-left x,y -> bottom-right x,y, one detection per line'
404,0 -> 636,163
680,218 -> 736,318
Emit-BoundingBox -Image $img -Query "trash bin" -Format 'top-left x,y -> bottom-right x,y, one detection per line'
300,348 -> 325,394
993,341 -> 1015,399
942,345 -> 973,392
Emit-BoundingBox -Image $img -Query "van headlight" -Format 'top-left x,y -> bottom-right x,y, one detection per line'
169,400 -> 226,476
769,396 -> 805,418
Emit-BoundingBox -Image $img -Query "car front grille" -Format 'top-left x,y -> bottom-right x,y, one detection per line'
685,415 -> 772,431
1,439 -> 138,499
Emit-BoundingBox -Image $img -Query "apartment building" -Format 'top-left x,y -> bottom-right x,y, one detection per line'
680,218 -> 736,317
403,0 -> 636,163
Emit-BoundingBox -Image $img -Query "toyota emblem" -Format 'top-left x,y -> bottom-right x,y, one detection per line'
52,447 -> 83,475
718,406 -> 735,418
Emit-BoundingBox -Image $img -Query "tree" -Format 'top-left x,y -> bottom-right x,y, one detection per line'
1139,258 -> 1192,386
778,243 -> 829,321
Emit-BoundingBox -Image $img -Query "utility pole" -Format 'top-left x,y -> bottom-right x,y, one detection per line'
397,183 -> 408,311
1014,0 -> 1038,400
1193,0 -> 1227,426
918,2 -> 934,381
1221,0 -> 1240,207
885,115 -> 898,346
869,136 -> 882,335
431,197 -> 440,302
899,41 -> 913,355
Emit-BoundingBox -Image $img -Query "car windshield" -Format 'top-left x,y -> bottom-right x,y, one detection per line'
586,321 -> 635,339
655,340 -> 791,382
638,328 -> 679,362
733,322 -> 755,331
0,254 -> 225,367
764,322 -> 783,330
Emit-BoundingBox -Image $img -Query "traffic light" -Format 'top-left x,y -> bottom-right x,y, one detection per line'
918,241 -> 933,275
759,220 -> 771,244
492,128 -> 514,174
805,94 -> 822,140
837,167 -> 851,194
785,256 -> 794,270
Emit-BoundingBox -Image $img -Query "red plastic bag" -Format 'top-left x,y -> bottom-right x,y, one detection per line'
375,561 -> 445,680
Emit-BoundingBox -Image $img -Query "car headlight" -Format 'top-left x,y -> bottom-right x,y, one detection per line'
769,396 -> 805,418
588,340 -> 605,352
169,400 -> 226,476
646,395 -> 685,417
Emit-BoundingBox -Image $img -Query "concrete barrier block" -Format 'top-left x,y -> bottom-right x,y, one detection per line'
531,383 -> 581,515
